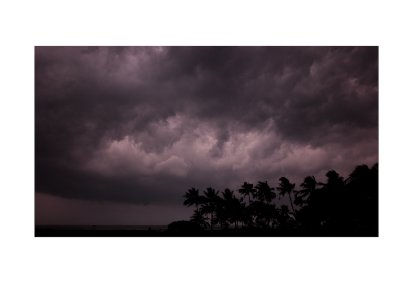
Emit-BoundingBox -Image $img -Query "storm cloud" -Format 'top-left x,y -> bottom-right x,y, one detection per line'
35,46 -> 378,224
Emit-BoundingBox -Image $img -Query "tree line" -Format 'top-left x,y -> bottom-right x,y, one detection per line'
180,163 -> 378,236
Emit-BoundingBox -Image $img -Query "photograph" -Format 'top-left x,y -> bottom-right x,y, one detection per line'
35,46 -> 378,237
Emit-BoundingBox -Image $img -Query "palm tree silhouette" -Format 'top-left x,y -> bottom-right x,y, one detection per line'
324,170 -> 345,190
183,187 -> 203,213
278,177 -> 296,213
347,164 -> 371,188
229,194 -> 245,229
201,187 -> 220,230
250,200 -> 276,228
239,182 -> 255,204
254,180 -> 276,203
217,188 -> 235,229
190,210 -> 210,230
295,176 -> 317,206
277,205 -> 290,224
222,188 -> 235,201
345,164 -> 378,235
178,163 -> 378,236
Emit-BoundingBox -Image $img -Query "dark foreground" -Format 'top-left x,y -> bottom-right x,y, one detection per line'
35,226 -> 377,237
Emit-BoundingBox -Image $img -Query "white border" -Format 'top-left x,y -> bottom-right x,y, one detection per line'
1,1 -> 399,283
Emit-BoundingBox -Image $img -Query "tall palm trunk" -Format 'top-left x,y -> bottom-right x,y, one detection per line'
288,192 -> 295,213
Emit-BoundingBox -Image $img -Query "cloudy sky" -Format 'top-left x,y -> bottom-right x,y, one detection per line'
35,46 -> 378,225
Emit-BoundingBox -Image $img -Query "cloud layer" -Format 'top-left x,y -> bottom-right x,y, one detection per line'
35,46 -> 378,213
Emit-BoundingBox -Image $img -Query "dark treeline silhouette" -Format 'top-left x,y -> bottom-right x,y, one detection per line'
35,163 -> 378,237
174,163 -> 378,236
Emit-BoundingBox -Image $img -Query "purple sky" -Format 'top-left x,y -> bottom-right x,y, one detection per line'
35,46 -> 378,225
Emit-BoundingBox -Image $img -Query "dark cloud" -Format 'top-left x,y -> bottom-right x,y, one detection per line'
35,46 -> 378,223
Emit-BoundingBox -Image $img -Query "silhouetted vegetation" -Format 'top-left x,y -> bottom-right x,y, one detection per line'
35,163 -> 378,237
181,163 -> 378,236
